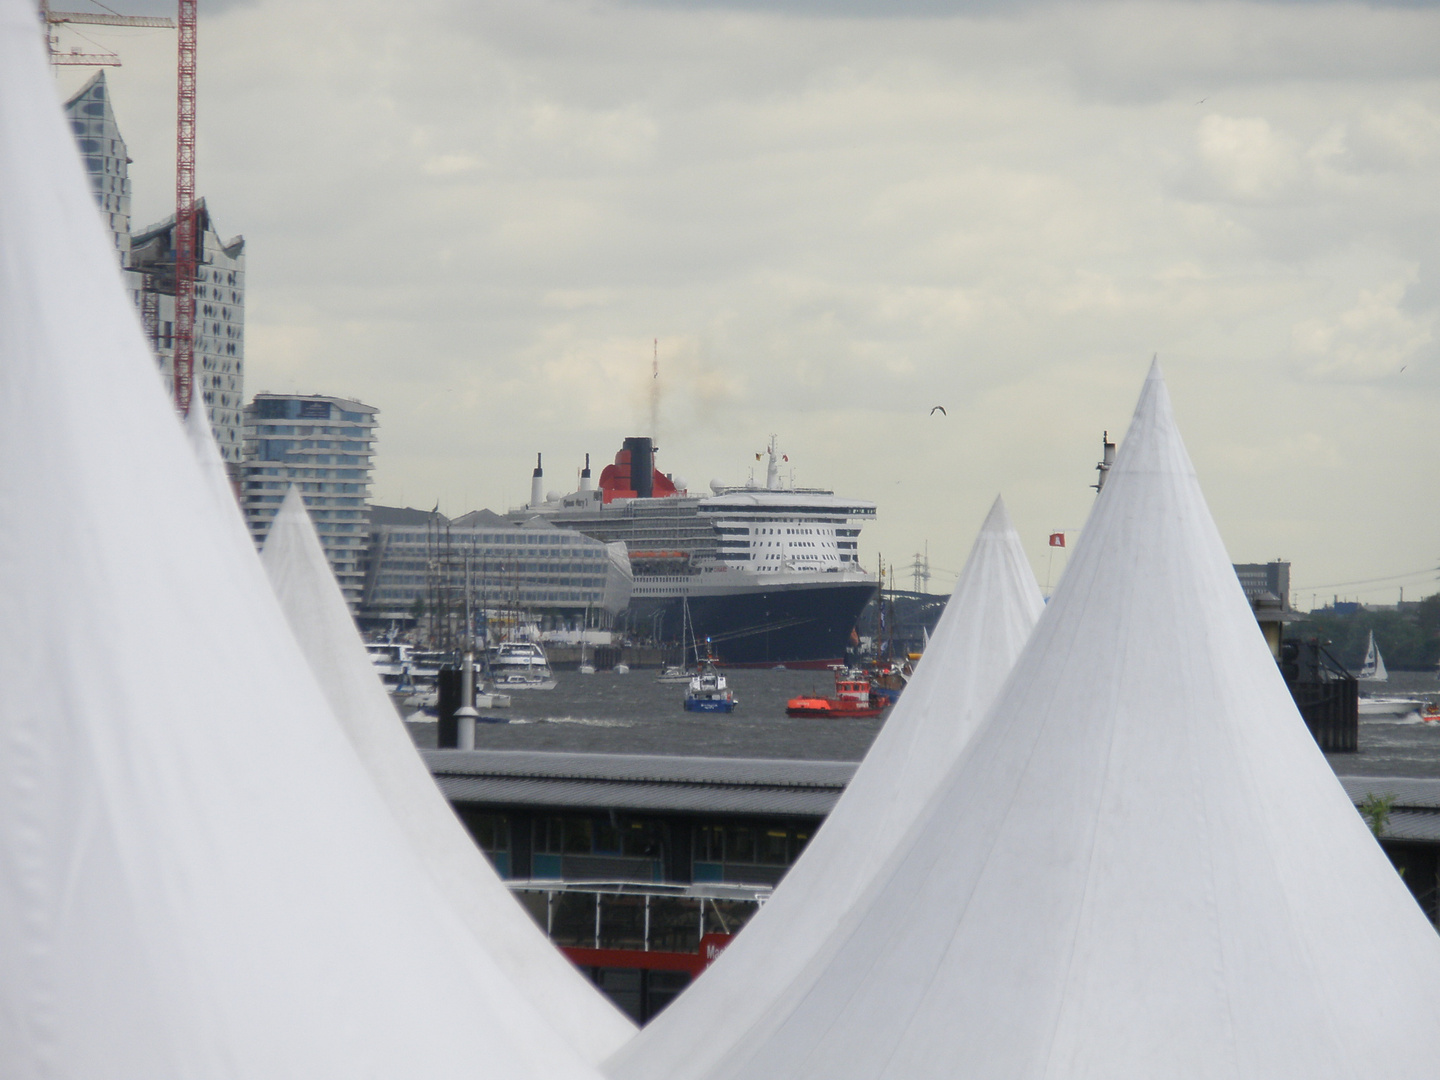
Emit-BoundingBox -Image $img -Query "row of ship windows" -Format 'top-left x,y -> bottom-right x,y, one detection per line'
716,553 -> 855,563
386,533 -> 594,549
373,574 -> 606,590
382,553 -> 604,568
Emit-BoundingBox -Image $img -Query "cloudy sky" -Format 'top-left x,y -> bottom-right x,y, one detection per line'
52,0 -> 1440,604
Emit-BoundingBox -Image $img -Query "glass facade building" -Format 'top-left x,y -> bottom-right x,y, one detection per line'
241,394 -> 378,605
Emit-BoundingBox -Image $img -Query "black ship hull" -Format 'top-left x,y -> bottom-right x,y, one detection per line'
631,580 -> 875,668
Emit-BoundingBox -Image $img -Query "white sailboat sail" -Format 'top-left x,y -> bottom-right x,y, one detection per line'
1359,630 -> 1389,682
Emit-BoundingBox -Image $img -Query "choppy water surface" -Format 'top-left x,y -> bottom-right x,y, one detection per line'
406,668 -> 886,761
1331,670 -> 1440,779
408,666 -> 1440,777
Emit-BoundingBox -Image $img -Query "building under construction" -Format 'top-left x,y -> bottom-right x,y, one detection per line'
63,70 -> 245,464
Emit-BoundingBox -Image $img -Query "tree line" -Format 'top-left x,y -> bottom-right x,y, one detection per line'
1288,594 -> 1440,673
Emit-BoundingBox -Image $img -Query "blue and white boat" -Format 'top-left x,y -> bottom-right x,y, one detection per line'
684,660 -> 736,713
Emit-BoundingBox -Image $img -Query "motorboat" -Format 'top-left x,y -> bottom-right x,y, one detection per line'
786,666 -> 886,719
684,661 -> 736,713
656,664 -> 694,684
1359,696 -> 1424,719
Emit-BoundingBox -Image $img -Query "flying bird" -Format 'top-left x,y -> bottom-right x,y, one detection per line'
930,405 -> 947,416
1197,97 -> 1207,104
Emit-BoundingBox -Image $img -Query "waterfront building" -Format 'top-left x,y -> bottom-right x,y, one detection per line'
63,72 -> 246,465
241,393 -> 377,605
128,204 -> 246,463
360,506 -> 633,632
1235,559 -> 1291,607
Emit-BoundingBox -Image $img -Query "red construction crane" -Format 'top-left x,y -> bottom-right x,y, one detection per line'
173,0 -> 197,415
40,2 -> 174,67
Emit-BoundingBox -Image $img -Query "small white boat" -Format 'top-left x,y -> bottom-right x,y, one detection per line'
613,663 -> 631,675
577,640 -> 596,675
1359,696 -> 1424,719
656,664 -> 693,684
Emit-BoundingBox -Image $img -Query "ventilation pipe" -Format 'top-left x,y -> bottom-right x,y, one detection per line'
622,437 -> 654,499
530,453 -> 544,507
455,651 -> 478,750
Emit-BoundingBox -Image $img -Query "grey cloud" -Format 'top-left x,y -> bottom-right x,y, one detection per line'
88,0 -> 1440,599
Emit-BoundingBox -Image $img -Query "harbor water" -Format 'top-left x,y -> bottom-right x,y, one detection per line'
407,667 -> 1440,778
406,668 -> 884,760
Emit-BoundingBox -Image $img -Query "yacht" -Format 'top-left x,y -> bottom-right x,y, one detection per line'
486,640 -> 557,691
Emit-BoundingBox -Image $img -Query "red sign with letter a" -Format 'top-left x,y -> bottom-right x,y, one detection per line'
1048,532 -> 1065,548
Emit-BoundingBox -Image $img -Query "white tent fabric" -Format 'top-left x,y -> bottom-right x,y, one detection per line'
184,398 -> 261,569
261,487 -> 635,1060
671,364 -> 1440,1080
0,5 -> 609,1076
607,497 -> 1043,1080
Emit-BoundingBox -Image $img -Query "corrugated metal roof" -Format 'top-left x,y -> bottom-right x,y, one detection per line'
1338,776 -> 1440,842
424,749 -> 857,817
423,757 -> 1440,835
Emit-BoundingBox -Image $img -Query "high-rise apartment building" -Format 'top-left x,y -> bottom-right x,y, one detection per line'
63,72 -> 246,465
242,394 -> 378,605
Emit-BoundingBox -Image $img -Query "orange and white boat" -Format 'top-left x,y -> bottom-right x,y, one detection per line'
786,667 -> 886,719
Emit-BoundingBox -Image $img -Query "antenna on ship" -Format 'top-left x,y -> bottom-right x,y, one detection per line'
650,338 -> 659,441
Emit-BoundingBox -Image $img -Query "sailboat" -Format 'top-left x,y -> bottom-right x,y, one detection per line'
1357,630 -> 1422,718
657,598 -> 697,683
1359,630 -> 1388,682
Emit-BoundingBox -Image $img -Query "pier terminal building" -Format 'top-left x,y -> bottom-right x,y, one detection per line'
421,748 -> 1440,1025
358,507 -> 634,632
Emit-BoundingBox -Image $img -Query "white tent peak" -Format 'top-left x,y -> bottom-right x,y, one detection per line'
0,5 -> 610,1075
663,366 -> 1440,1080
606,493 -> 1043,1080
260,484 -> 635,1062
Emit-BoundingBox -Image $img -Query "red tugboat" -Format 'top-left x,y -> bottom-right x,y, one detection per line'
786,666 -> 886,719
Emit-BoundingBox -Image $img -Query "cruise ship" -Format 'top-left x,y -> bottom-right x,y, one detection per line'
509,437 -> 876,667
